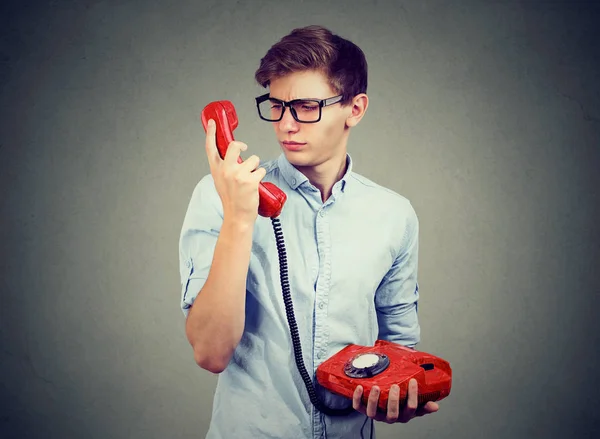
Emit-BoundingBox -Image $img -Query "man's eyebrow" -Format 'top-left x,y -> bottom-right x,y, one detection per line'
269,96 -> 321,101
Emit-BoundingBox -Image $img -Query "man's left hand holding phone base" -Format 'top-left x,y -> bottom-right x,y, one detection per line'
352,379 -> 439,424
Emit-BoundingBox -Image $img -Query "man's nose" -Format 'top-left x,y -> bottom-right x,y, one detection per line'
278,107 -> 299,131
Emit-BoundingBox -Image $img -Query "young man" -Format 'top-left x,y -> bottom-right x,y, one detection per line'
179,25 -> 439,438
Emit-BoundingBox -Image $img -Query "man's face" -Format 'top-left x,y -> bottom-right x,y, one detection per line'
268,70 -> 353,168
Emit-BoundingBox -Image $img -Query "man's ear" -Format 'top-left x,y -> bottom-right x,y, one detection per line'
345,94 -> 369,128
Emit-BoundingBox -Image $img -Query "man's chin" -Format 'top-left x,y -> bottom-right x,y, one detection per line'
281,149 -> 313,167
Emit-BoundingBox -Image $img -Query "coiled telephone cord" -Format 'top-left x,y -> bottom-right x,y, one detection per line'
271,217 -> 355,418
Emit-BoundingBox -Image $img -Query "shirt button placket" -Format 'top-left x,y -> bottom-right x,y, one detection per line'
314,208 -> 326,365
313,207 -> 328,437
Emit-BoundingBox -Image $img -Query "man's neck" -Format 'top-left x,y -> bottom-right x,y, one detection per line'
295,153 -> 348,203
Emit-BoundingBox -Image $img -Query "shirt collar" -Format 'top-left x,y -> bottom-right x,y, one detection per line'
276,152 -> 354,193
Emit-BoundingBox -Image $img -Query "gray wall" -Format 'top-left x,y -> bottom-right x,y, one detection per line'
1,0 -> 599,438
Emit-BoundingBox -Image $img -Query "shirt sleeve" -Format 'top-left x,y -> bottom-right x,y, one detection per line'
374,201 -> 421,348
178,174 -> 224,318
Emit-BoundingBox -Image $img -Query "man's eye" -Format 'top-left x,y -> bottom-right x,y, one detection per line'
302,105 -> 318,111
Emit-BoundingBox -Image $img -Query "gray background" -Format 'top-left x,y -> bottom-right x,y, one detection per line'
1,0 -> 599,438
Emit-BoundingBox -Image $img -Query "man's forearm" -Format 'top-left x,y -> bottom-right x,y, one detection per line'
185,218 -> 254,373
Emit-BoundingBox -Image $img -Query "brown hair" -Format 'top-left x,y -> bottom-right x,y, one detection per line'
254,25 -> 368,106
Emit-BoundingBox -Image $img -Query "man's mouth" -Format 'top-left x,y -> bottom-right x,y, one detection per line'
281,140 -> 307,151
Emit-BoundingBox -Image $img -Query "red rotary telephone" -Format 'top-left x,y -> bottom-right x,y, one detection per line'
316,340 -> 452,412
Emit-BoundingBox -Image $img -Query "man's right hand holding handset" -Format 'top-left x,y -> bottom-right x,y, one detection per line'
204,118 -> 267,226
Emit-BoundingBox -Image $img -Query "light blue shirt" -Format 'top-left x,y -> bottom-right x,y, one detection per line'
179,152 -> 421,439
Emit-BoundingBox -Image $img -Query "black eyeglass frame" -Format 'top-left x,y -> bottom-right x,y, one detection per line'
255,93 -> 344,123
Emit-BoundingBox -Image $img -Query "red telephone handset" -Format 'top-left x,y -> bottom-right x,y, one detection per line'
200,101 -> 287,218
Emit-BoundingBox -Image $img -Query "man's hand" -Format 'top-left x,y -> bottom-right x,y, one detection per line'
204,118 -> 267,225
352,379 -> 439,424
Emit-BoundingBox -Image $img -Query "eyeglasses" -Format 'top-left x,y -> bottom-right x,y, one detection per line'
255,93 -> 344,123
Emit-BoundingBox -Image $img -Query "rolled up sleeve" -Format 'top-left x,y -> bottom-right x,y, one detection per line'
178,174 -> 223,318
374,202 -> 421,348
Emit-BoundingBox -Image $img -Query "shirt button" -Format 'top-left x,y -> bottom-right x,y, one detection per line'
318,302 -> 324,309
185,261 -> 191,268
317,351 -> 322,359
319,210 -> 325,217
291,178 -> 296,185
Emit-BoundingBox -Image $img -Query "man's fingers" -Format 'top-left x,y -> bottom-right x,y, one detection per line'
224,141 -> 247,165
399,379 -> 418,421
239,154 -> 261,173
204,119 -> 220,165
416,401 -> 439,417
234,154 -> 266,183
252,166 -> 267,182
366,386 -> 380,418
386,385 -> 400,423
407,379 -> 418,410
352,386 -> 364,412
